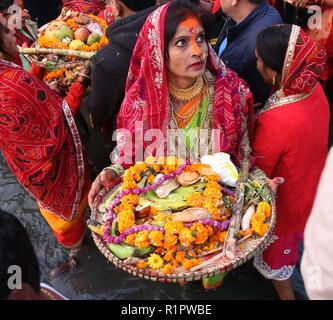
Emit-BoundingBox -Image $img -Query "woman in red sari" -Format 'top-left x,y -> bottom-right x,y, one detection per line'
253,24 -> 330,299
0,22 -> 90,254
88,0 -> 253,288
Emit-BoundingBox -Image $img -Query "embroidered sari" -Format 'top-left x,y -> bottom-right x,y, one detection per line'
116,4 -> 253,166
253,25 -> 329,280
0,59 -> 87,246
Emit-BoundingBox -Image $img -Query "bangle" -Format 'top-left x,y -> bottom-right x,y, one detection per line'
102,163 -> 125,177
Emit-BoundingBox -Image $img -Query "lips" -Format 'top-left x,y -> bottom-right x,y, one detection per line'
189,61 -> 204,70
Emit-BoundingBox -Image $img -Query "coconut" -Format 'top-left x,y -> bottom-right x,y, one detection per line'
44,21 -> 73,42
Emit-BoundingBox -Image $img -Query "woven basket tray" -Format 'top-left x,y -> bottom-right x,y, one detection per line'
90,170 -> 277,283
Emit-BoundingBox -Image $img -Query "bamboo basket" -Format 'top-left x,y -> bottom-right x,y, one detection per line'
90,167 -> 277,283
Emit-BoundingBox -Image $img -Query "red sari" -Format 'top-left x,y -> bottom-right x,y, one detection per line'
0,59 -> 87,246
116,4 -> 253,167
253,26 -> 330,280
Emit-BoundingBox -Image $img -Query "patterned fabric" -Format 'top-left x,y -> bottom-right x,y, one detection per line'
307,7 -> 333,81
62,0 -> 105,14
117,4 -> 253,166
260,25 -> 327,115
0,59 -> 84,221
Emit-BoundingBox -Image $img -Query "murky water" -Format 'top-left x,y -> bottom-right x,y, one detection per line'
0,124 -> 279,300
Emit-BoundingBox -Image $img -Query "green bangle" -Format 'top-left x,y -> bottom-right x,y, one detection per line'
104,163 -> 125,177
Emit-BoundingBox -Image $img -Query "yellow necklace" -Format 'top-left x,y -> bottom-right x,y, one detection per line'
168,76 -> 204,103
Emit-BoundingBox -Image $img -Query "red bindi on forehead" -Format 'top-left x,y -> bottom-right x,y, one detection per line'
180,17 -> 200,34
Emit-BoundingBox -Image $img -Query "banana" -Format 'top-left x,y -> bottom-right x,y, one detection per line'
87,219 -> 105,237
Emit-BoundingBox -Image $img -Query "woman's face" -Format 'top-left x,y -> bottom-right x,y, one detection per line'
167,17 -> 208,87
1,25 -> 18,57
255,48 -> 275,86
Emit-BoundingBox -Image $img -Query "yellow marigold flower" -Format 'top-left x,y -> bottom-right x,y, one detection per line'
136,260 -> 147,269
120,194 -> 139,205
164,221 -> 184,235
190,223 -> 209,245
149,230 -> 163,247
125,234 -> 136,246
147,253 -> 164,270
179,228 -> 195,247
257,202 -> 272,218
162,264 -> 174,275
135,230 -> 150,248
183,258 -> 201,270
187,192 -> 203,207
163,234 -> 178,249
153,212 -> 171,223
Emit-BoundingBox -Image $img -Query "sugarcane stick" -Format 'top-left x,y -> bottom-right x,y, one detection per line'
223,118 -> 251,259
19,47 -> 95,59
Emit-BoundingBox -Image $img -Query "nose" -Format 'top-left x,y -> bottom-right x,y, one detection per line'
191,38 -> 202,56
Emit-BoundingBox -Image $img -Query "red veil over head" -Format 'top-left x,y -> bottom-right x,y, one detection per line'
62,0 -> 105,14
116,4 -> 253,166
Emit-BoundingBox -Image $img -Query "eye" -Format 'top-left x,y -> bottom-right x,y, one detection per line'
175,39 -> 186,48
197,34 -> 206,43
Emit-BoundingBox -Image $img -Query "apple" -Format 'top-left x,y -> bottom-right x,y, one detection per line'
74,27 -> 90,43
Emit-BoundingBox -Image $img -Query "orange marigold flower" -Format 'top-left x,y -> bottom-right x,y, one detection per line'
219,231 -> 228,243
125,234 -> 136,246
163,234 -> 178,249
175,251 -> 186,263
187,192 -> 203,207
149,230 -> 163,247
164,221 -> 184,235
148,175 -> 155,185
190,223 -> 209,245
164,247 -> 177,262
136,260 -> 147,269
162,264 -> 174,275
118,209 -> 135,233
182,258 -> 201,270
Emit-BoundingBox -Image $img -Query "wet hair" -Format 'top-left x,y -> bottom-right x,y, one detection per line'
120,0 -> 156,12
256,24 -> 292,72
0,0 -> 14,12
164,0 -> 203,60
0,210 -> 40,299
0,22 -> 10,57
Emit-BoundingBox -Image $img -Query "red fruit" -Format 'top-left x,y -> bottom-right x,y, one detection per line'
74,27 -> 90,43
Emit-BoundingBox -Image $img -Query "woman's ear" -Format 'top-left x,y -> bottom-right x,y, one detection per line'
109,0 -> 122,19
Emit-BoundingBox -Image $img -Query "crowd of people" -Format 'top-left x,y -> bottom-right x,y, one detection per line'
0,0 -> 332,300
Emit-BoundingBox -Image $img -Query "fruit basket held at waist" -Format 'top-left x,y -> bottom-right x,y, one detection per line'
89,154 -> 276,283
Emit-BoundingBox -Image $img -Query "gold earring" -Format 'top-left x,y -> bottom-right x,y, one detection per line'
272,74 -> 276,87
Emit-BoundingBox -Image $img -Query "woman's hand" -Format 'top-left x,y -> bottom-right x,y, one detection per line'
267,177 -> 285,195
76,61 -> 91,87
88,168 -> 117,209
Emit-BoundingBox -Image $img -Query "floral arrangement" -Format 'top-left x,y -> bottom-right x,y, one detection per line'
21,9 -> 109,94
89,155 -> 273,276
